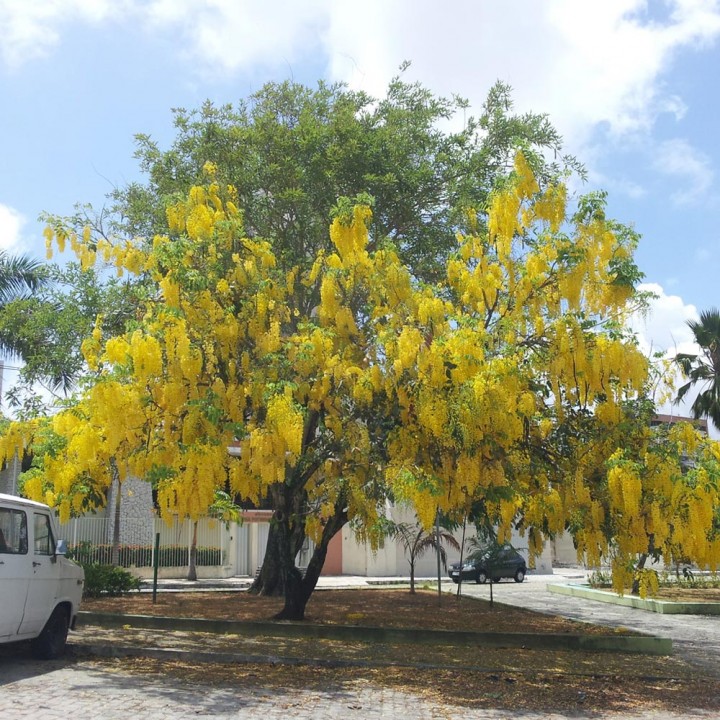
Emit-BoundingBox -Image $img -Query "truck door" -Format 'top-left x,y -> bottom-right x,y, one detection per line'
18,512 -> 61,637
0,506 -> 30,638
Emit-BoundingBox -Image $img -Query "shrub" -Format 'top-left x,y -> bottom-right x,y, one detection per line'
81,563 -> 141,598
667,573 -> 720,590
587,570 -> 612,588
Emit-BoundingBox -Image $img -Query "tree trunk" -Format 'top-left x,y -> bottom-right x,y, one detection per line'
456,514 -> 467,599
187,520 -> 198,581
274,503 -> 348,621
631,535 -> 655,595
409,559 -> 416,594
250,412 -> 321,599
271,509 -> 306,619
110,460 -> 121,567
249,483 -> 306,596
631,553 -> 648,595
435,508 -> 442,607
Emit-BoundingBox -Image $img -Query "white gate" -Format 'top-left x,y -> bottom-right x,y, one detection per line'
234,523 -> 250,576
234,521 -> 270,577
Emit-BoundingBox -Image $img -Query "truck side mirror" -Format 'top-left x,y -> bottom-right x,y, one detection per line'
55,539 -> 68,556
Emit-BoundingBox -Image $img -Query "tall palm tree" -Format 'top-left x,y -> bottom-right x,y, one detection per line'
675,308 -> 720,430
0,250 -> 46,358
0,251 -> 45,304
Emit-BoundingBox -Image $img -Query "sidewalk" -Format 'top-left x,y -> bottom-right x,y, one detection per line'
134,566 -> 590,592
454,572 -> 720,679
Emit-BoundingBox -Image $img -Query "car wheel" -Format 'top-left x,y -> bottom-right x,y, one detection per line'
31,606 -> 69,660
451,578 -> 459,584
514,568 -> 526,583
475,570 -> 487,584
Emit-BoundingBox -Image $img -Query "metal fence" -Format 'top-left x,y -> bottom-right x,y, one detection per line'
57,515 -> 231,569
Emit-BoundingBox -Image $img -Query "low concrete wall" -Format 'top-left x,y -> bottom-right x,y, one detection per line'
129,566 -> 236,580
77,611 -> 672,655
548,583 -> 720,615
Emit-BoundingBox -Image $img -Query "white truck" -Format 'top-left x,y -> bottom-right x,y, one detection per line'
0,493 -> 84,658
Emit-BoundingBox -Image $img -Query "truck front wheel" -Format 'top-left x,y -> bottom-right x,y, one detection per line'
31,606 -> 69,660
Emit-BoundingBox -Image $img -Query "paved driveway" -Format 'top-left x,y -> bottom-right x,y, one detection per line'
452,572 -> 720,677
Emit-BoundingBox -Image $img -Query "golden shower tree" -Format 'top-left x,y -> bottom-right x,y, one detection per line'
4,156 -> 718,618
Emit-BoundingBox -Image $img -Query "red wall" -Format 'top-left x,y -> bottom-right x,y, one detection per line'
321,531 -> 343,575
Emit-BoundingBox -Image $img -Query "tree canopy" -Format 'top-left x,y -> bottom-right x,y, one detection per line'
113,77 -> 581,284
0,263 -> 137,405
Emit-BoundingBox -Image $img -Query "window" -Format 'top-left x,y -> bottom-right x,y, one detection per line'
33,513 -> 54,556
0,507 -> 28,555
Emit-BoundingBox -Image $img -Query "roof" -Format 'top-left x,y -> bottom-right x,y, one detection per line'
0,492 -> 50,510
651,414 -> 709,434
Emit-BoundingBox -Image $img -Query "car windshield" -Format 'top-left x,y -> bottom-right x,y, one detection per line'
469,547 -> 516,561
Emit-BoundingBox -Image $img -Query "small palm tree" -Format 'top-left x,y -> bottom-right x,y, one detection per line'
187,490 -> 241,581
391,521 -> 461,593
675,308 -> 720,430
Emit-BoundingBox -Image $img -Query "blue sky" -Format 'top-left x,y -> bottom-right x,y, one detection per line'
1,0 -> 719,407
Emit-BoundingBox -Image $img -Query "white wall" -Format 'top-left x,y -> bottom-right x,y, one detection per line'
552,532 -> 581,566
340,504 -> 556,577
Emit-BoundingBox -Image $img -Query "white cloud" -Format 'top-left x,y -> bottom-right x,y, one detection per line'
0,0 -> 327,74
631,282 -> 698,355
0,0 -> 125,69
0,203 -> 24,251
3,1 -> 719,149
140,0 -> 328,75
629,283 -> 711,426
652,138 -> 714,204
323,0 -> 720,148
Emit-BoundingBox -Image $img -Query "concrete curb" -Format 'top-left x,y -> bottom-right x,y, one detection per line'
547,583 -> 720,615
76,611 -> 672,655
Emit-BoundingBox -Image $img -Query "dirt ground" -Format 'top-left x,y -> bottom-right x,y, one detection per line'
81,588 -> 720,715
83,587 -> 623,634
655,586 -> 720,602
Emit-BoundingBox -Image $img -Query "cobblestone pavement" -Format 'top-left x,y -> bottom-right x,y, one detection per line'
1,653 -> 716,720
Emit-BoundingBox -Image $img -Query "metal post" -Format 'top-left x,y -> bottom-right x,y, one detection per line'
435,508 -> 442,606
187,519 -> 192,568
152,532 -> 160,604
150,519 -> 156,570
